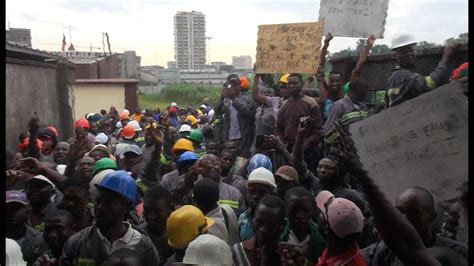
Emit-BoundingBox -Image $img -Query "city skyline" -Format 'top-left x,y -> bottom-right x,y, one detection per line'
6,0 -> 468,67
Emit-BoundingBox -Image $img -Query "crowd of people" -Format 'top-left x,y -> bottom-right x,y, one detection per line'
5,33 -> 469,266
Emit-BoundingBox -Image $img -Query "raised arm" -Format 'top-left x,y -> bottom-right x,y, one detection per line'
252,74 -> 268,105
332,127 -> 441,266
350,35 -> 375,80
319,33 -> 333,70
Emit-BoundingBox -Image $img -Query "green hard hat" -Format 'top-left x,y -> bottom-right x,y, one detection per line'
92,158 -> 118,176
187,129 -> 204,144
343,82 -> 350,95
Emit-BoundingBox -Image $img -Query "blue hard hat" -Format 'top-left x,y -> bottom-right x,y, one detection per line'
247,153 -> 273,174
177,151 -> 199,167
95,170 -> 137,203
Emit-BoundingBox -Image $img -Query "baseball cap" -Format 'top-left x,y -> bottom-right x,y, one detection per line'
6,190 -> 29,205
275,165 -> 299,182
247,167 -> 276,189
316,190 -> 364,238
183,234 -> 233,265
120,145 -> 142,159
26,175 -> 56,190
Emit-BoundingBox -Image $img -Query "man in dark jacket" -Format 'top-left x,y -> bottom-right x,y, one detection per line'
386,33 -> 461,107
214,76 -> 255,158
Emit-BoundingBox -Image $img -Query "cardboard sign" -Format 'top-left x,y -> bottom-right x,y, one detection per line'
349,82 -> 468,202
255,22 -> 323,74
319,0 -> 389,38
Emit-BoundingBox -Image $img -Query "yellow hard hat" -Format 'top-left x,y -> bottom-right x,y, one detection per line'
196,109 -> 204,117
167,205 -> 215,249
279,73 -> 290,84
186,115 -> 199,125
172,138 -> 195,155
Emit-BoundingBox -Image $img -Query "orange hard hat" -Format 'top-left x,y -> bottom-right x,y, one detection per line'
239,77 -> 250,90
121,124 -> 136,139
120,112 -> 130,121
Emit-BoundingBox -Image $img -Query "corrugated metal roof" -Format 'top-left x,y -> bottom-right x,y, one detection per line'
6,40 -> 74,66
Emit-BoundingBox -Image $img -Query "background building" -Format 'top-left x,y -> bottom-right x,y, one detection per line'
232,55 -> 252,69
6,28 -> 32,48
174,11 -> 206,70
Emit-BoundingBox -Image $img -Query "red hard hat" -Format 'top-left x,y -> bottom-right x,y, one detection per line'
47,126 -> 59,137
75,118 -> 90,129
18,138 -> 44,151
121,124 -> 136,139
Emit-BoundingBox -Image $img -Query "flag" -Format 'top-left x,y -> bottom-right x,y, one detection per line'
61,34 -> 66,51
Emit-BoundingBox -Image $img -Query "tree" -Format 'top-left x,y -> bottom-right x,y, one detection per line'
416,41 -> 441,50
355,38 -> 366,53
444,32 -> 468,45
219,65 -> 235,72
371,44 -> 391,54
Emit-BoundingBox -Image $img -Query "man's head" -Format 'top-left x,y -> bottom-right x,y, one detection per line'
316,157 -> 339,182
348,78 -> 370,102
198,154 -> 221,183
287,73 -> 304,97
193,178 -> 220,215
247,167 -> 276,211
6,191 -> 31,231
143,184 -> 174,236
316,190 -> 364,241
275,165 -> 299,198
395,186 -> 436,240
89,121 -> 99,135
220,150 -> 236,176
206,140 -> 221,156
253,195 -> 286,243
76,156 -> 96,180
134,107 -> 141,115
88,145 -> 110,161
391,33 -> 417,69
43,210 -> 75,256
166,205 -> 215,250
54,142 -> 70,165
103,248 -> 142,266
58,178 -> 92,220
328,71 -> 343,94
284,187 -> 315,230
25,175 -> 55,210
94,171 -> 137,228
121,145 -> 143,172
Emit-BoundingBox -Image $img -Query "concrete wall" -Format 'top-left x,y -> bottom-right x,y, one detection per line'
73,83 -> 125,120
6,58 -> 75,151
330,44 -> 469,91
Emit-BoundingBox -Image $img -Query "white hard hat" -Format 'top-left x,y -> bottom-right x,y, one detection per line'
390,33 -> 417,50
116,121 -> 123,129
127,120 -> 142,132
178,124 -> 192,133
183,234 -> 233,265
95,133 -> 109,144
122,109 -> 130,116
171,102 -> 178,107
247,167 -> 276,189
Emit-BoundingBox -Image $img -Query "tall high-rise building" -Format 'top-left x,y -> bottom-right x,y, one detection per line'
174,11 -> 206,70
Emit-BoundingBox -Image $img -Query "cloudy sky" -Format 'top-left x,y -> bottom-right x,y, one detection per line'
6,0 -> 468,67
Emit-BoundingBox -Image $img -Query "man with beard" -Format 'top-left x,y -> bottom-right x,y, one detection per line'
386,34 -> 461,107
61,171 -> 160,265
231,195 -> 290,266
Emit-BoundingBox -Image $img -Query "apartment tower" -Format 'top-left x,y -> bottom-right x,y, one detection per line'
174,11 -> 206,70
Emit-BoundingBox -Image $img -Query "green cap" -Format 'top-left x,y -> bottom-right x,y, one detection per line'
187,129 -> 204,144
92,158 -> 118,176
